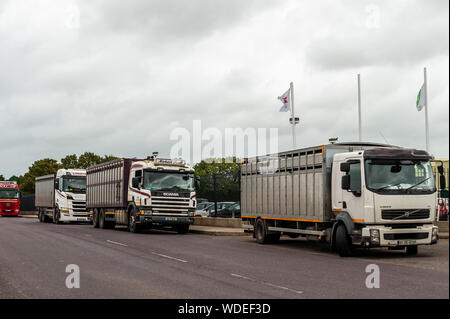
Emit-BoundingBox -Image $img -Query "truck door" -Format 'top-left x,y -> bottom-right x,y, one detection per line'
340,160 -> 365,222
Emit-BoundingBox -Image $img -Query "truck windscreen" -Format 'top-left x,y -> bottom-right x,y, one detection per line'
0,189 -> 19,199
365,159 -> 436,194
143,171 -> 195,192
62,177 -> 86,193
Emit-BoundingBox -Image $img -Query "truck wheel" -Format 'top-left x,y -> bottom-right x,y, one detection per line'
53,209 -> 61,224
176,224 -> 190,234
335,224 -> 353,257
406,245 -> 418,255
255,219 -> 269,244
128,213 -> 140,233
93,209 -> 99,228
99,209 -> 106,229
287,233 -> 300,239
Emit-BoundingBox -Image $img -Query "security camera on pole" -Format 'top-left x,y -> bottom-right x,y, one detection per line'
278,82 -> 299,149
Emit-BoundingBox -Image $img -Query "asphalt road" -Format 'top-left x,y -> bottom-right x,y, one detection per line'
0,216 -> 448,299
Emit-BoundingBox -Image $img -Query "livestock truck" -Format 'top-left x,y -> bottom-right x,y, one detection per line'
86,157 -> 198,233
0,181 -> 20,216
35,169 -> 89,223
241,142 -> 446,256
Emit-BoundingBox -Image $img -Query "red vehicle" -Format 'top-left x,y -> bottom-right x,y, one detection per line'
0,181 -> 20,216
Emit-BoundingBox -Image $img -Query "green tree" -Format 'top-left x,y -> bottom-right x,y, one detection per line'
61,154 -> 79,169
194,158 -> 241,202
20,159 -> 63,195
0,174 -> 5,181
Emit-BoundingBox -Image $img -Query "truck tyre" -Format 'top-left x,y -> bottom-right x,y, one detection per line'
99,209 -> 106,229
53,209 -> 61,224
128,212 -> 140,233
335,224 -> 353,257
92,209 -> 100,228
406,245 -> 418,255
287,233 -> 300,239
255,219 -> 269,244
176,224 -> 190,234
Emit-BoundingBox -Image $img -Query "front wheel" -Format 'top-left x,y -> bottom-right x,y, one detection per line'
128,212 -> 140,233
335,224 -> 353,257
53,209 -> 61,224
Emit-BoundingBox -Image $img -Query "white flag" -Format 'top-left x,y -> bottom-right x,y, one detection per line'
278,88 -> 291,112
416,84 -> 426,111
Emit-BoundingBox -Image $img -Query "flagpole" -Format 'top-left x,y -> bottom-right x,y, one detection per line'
358,74 -> 362,142
290,82 -> 297,149
424,67 -> 430,153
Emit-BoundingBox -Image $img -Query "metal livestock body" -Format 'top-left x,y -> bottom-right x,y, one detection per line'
86,158 -> 135,209
35,175 -> 56,208
241,142 -> 396,224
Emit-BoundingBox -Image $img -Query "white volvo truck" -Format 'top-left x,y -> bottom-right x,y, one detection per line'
35,169 -> 89,223
241,142 -> 445,256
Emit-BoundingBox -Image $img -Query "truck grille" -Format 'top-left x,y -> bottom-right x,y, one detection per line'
72,201 -> 87,213
384,233 -> 429,240
381,209 -> 430,220
151,196 -> 190,212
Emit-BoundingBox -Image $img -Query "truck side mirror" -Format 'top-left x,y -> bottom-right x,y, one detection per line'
341,175 -> 350,190
438,166 -> 444,175
195,176 -> 201,190
340,162 -> 350,173
132,177 -> 141,189
55,180 -> 59,189
440,175 -> 446,190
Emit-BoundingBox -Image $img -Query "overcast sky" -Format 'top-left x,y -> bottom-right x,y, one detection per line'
0,0 -> 449,177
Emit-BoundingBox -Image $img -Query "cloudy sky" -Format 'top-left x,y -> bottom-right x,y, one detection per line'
0,0 -> 448,177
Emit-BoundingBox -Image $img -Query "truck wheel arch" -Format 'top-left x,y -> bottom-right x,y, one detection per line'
330,212 -> 355,251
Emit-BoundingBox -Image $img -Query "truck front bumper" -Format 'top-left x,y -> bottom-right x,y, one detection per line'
136,215 -> 194,226
60,210 -> 90,223
361,224 -> 438,247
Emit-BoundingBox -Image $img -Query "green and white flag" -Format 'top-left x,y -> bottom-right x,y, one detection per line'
416,84 -> 426,111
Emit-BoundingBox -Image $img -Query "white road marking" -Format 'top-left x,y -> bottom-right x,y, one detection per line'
106,240 -> 128,247
152,252 -> 188,263
230,273 -> 303,295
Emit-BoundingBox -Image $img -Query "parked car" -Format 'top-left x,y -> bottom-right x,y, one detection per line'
214,202 -> 241,218
438,198 -> 448,221
209,202 -> 235,217
195,202 -> 213,217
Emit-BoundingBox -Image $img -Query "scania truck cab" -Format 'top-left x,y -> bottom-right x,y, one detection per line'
0,181 -> 20,216
332,147 -> 441,255
87,157 -> 198,234
36,169 -> 89,223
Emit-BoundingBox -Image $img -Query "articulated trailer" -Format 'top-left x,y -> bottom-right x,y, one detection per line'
86,157 -> 198,233
241,142 -> 446,256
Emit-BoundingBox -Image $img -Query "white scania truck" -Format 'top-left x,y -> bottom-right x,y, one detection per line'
86,156 -> 199,234
35,169 -> 89,223
241,142 -> 446,256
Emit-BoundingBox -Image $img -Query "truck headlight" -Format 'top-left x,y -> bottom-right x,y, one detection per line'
432,228 -> 438,241
370,229 -> 380,244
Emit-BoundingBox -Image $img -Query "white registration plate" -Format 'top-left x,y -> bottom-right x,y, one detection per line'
398,240 -> 416,246
77,218 -> 86,221
165,217 -> 178,221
